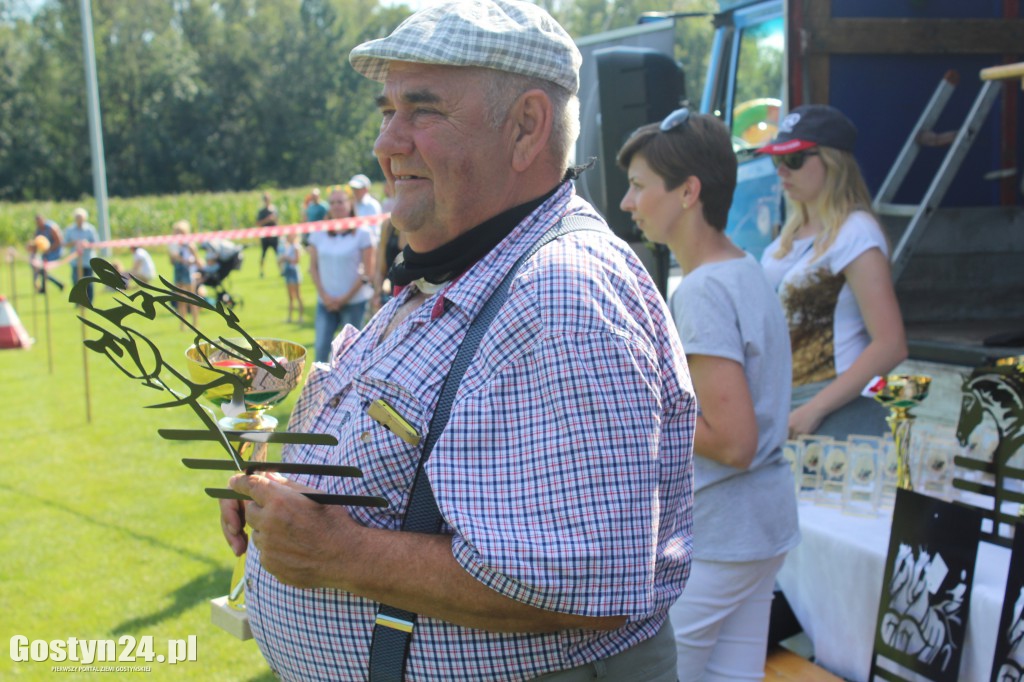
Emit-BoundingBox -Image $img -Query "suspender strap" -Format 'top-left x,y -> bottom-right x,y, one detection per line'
367,215 -> 605,682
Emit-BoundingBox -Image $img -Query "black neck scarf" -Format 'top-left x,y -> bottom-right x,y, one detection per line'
388,187 -> 557,289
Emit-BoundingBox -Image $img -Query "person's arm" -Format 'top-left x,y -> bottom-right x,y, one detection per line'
687,354 -> 758,469
307,243 -> 332,304
788,247 -> 908,436
222,476 -> 626,633
49,225 -> 63,253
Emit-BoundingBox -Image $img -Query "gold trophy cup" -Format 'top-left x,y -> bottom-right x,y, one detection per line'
873,374 -> 931,491
185,338 -> 306,639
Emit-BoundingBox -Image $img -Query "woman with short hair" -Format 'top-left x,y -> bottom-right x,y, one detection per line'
619,109 -> 800,681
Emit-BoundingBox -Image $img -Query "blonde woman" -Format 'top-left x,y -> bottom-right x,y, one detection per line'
759,105 -> 907,439
169,219 -> 200,328
307,186 -> 375,363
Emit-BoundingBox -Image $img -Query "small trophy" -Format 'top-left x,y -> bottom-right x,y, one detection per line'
843,436 -> 882,516
798,435 -> 830,501
872,374 -> 931,491
817,440 -> 848,508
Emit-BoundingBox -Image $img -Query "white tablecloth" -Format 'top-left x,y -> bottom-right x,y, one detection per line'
776,501 -> 1011,681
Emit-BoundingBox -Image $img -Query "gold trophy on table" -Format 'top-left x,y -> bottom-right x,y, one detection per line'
872,374 -> 932,491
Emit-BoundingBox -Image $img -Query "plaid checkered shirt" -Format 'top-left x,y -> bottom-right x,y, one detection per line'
245,183 -> 696,681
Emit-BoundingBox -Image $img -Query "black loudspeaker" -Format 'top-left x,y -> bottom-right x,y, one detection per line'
595,46 -> 685,241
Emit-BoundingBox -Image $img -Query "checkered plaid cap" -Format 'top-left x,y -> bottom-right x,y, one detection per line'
349,0 -> 581,94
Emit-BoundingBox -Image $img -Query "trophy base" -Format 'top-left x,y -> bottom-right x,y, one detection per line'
210,596 -> 252,640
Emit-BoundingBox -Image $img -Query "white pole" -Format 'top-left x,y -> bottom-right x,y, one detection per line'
79,0 -> 111,254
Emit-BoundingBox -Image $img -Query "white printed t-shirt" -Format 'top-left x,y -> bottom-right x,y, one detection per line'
760,210 -> 888,387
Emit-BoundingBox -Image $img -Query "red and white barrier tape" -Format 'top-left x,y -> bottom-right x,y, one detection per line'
93,214 -> 387,250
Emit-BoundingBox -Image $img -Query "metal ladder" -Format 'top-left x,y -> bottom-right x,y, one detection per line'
873,65 -> 1017,281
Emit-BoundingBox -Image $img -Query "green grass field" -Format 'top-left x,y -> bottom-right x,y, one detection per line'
1,247 -> 320,679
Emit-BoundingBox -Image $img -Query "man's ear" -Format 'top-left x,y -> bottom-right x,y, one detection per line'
509,89 -> 553,173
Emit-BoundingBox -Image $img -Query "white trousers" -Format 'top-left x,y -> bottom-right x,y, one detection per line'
669,555 -> 786,682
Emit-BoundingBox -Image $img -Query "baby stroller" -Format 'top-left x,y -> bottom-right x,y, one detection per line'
198,238 -> 245,309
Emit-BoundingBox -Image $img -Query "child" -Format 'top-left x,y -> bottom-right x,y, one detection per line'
278,232 -> 304,324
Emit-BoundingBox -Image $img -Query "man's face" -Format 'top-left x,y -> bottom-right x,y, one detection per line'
373,62 -> 514,251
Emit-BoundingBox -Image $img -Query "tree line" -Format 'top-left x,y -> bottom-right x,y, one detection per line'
0,0 -> 714,204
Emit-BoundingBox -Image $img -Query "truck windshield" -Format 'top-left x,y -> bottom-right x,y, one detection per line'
732,15 -> 783,151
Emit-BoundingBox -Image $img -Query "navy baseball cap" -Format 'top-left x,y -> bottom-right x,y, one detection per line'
757,104 -> 857,155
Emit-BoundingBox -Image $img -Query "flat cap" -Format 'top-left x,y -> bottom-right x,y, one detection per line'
349,0 -> 582,94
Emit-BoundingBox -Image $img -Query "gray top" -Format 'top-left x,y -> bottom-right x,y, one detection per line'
63,222 -> 98,270
671,253 -> 800,561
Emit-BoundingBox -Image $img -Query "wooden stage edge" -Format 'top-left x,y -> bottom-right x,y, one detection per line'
765,647 -> 845,682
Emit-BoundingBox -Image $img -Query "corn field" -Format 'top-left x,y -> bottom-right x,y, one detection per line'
0,187 -> 318,248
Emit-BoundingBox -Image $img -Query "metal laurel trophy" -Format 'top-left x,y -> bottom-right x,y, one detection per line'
69,263 -> 390,639
873,374 -> 932,491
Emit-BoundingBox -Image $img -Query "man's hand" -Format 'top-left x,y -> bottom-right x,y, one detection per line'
228,472 -> 361,590
219,498 -> 248,557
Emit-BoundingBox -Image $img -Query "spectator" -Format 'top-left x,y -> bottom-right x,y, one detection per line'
370,216 -> 407,313
349,173 -> 382,217
256,192 -> 280,278
31,214 -> 64,292
304,187 -> 329,223
168,220 -> 200,329
619,109 -> 799,680
759,105 -> 907,439
219,2 -> 695,680
130,246 -> 157,284
306,186 -> 375,363
64,207 -> 97,303
277,232 -> 305,324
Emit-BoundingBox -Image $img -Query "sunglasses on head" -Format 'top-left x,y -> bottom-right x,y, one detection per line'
659,107 -> 691,132
771,149 -> 820,170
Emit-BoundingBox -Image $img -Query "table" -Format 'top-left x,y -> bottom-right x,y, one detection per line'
776,501 -> 1011,681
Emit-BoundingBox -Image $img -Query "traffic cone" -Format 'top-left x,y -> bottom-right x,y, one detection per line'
0,295 -> 33,349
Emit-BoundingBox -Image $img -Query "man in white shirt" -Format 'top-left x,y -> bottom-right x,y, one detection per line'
349,174 -> 382,217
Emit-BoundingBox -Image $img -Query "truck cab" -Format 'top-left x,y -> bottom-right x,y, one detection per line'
702,0 -> 786,260
703,0 -> 1024,364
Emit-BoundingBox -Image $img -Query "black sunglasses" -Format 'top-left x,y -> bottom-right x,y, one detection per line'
771,149 -> 820,171
659,107 -> 691,132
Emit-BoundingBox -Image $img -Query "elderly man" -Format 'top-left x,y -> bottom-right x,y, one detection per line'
64,207 -> 97,302
349,173 -> 383,217
221,2 -> 695,680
